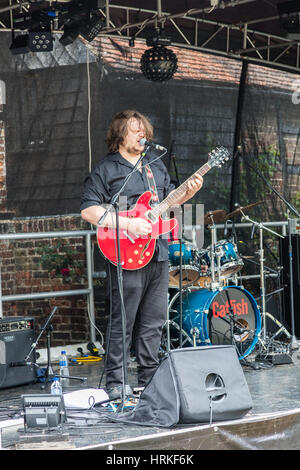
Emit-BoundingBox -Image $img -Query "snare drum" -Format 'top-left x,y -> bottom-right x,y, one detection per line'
168,241 -> 200,288
201,240 -> 244,278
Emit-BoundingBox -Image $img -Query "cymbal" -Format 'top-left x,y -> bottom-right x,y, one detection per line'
204,210 -> 227,225
226,202 -> 262,219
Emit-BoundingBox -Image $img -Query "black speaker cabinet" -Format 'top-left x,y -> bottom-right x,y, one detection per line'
279,235 -> 300,337
0,317 -> 36,389
118,345 -> 253,427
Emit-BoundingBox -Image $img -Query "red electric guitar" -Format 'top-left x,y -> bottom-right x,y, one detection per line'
97,147 -> 230,270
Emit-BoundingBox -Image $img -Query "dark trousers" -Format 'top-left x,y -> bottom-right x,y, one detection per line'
105,259 -> 169,388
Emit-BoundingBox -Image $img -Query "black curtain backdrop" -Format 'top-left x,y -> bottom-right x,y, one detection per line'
0,33 -> 299,222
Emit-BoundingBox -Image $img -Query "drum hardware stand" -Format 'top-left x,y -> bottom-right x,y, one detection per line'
166,207 -> 185,351
219,289 -> 260,369
208,218 -> 223,291
242,158 -> 300,351
240,211 -> 291,356
191,326 -> 200,347
179,235 -> 183,348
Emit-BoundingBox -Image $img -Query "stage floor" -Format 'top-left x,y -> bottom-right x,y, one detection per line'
1,350 -> 300,450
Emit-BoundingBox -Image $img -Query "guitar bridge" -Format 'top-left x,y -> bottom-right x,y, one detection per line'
145,210 -> 158,224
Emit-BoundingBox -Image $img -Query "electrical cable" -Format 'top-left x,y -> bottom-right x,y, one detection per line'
85,45 -> 105,349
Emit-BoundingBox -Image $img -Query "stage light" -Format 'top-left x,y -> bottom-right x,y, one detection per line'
140,45 -> 178,82
9,34 -> 30,55
59,24 -> 80,45
22,394 -> 66,430
79,13 -> 105,42
10,30 -> 53,55
9,0 -> 106,51
278,0 -> 300,39
28,31 -> 53,52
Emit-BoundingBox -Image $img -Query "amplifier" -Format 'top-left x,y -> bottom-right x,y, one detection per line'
0,316 -> 36,389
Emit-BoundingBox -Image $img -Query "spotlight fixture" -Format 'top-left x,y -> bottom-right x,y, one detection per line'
278,0 -> 300,39
22,394 -> 66,430
59,24 -> 80,46
140,28 -> 178,82
28,31 -> 53,52
9,0 -> 106,53
9,34 -> 30,55
9,30 -> 53,55
79,12 -> 105,42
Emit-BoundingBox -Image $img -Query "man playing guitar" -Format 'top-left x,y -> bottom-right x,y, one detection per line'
81,110 -> 203,400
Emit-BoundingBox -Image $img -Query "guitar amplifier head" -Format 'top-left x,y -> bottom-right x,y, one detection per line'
0,316 -> 36,389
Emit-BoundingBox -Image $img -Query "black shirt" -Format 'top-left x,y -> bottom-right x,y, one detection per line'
80,151 -> 175,261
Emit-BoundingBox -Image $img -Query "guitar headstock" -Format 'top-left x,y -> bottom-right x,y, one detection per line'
208,147 -> 230,168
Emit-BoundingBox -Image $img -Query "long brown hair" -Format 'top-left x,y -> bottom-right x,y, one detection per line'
106,110 -> 153,153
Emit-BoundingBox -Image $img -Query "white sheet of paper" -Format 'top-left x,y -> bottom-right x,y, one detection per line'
63,388 -> 109,408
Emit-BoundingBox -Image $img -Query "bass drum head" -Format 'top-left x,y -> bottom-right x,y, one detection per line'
164,286 -> 261,360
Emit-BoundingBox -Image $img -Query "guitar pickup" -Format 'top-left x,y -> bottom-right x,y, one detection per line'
145,210 -> 158,224
122,230 -> 136,244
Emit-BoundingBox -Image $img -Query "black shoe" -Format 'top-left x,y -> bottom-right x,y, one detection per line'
106,385 -> 123,400
106,384 -> 133,400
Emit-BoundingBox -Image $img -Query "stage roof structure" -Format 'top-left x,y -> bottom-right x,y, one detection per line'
0,0 -> 300,73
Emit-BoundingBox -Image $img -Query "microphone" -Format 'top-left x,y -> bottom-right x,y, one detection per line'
250,223 -> 256,239
10,361 -> 32,367
139,138 -> 166,151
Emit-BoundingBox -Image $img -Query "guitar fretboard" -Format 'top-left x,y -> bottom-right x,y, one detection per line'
152,162 -> 211,217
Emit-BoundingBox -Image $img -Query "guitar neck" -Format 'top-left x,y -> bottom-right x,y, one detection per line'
153,161 -> 211,217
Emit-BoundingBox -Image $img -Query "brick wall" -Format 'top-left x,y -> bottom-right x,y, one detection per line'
0,214 -> 107,348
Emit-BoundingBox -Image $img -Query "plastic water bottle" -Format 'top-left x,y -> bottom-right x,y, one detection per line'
51,377 -> 62,395
59,350 -> 70,387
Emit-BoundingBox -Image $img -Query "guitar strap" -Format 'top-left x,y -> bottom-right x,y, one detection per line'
145,164 -> 159,207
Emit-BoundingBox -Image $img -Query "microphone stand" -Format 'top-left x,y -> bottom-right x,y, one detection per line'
243,158 -> 300,350
25,307 -> 87,384
97,147 -> 150,408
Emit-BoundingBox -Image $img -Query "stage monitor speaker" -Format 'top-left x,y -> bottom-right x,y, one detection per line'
279,235 -> 300,336
117,345 -> 253,427
0,317 -> 36,389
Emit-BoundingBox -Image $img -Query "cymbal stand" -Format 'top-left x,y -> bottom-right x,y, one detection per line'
240,211 -> 284,346
208,217 -> 220,290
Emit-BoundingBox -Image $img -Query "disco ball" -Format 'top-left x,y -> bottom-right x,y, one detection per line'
140,45 -> 178,82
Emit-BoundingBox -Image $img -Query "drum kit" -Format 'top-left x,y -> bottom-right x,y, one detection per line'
162,202 -> 291,364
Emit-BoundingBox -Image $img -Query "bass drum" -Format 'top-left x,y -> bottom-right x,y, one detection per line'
164,286 -> 261,360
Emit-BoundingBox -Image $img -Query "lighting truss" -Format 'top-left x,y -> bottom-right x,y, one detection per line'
0,0 -> 300,71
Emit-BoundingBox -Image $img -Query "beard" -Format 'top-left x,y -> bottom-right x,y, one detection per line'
124,143 -> 142,156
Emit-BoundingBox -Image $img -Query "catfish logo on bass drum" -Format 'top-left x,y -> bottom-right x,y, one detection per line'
212,298 -> 249,318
